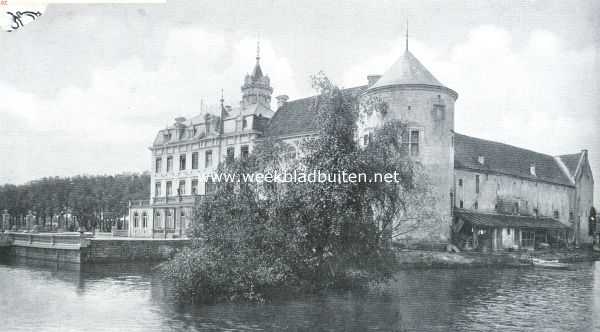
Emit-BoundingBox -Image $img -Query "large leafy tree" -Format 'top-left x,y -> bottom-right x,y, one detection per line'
165,73 -> 435,303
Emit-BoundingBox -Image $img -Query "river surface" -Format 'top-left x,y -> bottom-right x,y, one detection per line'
0,258 -> 599,332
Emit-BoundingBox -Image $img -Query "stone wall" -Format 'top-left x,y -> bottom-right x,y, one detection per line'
82,238 -> 191,263
9,246 -> 82,263
454,169 -> 573,225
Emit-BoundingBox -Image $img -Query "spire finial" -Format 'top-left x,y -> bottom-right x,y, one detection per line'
405,20 -> 409,51
256,38 -> 260,62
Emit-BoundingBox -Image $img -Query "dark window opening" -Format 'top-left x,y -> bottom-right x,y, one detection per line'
192,152 -> 199,169
227,147 -> 235,162
241,145 -> 249,159
179,154 -> 186,170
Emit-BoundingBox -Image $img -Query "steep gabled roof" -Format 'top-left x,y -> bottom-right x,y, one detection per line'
558,152 -> 583,178
369,50 -> 443,90
454,133 -> 573,187
264,85 -> 367,138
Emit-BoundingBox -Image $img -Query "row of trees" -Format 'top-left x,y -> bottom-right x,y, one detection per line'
163,73 -> 436,303
0,173 -> 150,231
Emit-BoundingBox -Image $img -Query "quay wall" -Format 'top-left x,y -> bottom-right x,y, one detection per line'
0,232 -> 191,263
83,239 -> 191,263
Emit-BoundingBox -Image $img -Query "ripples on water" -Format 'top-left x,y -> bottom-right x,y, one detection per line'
0,258 -> 598,332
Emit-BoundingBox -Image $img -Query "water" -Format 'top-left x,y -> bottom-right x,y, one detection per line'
0,258 -> 598,332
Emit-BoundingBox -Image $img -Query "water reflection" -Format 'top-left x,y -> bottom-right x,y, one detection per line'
0,257 -> 597,332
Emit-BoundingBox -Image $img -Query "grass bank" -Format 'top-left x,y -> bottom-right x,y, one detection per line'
395,248 -> 600,269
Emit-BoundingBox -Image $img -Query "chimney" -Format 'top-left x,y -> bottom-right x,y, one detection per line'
276,95 -> 289,108
367,75 -> 382,87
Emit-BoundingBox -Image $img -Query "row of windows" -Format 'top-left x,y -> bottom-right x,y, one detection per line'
456,198 -> 564,219
133,210 -> 186,229
155,146 -> 249,173
155,178 -> 216,196
457,175 -> 479,194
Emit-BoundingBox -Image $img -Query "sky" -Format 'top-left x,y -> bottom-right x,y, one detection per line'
0,0 -> 599,205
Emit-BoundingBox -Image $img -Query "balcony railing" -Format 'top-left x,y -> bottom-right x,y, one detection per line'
152,194 -> 202,206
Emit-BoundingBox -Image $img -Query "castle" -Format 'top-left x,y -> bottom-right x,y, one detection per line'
129,40 -> 595,250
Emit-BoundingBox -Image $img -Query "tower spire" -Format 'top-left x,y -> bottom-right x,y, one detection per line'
405,20 -> 409,52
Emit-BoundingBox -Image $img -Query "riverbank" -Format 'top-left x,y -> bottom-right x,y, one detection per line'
395,248 -> 600,269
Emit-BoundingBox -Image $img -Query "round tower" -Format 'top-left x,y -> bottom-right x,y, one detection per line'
361,47 -> 458,245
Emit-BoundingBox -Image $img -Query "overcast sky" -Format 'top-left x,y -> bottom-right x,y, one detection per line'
1,0 -> 599,205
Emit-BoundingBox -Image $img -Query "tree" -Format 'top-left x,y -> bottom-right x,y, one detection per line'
164,73 -> 435,303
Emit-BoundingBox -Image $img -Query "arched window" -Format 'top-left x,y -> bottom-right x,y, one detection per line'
142,213 -> 147,228
133,213 -> 139,228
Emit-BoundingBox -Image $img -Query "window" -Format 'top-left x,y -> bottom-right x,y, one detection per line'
410,130 -> 420,156
179,154 -> 186,170
433,104 -> 445,120
178,180 -> 186,196
285,146 -> 297,160
166,210 -> 173,229
205,150 -> 213,167
458,179 -> 463,187
475,175 -> 480,194
155,211 -> 162,228
553,210 -> 560,219
227,147 -> 235,163
191,179 -> 198,195
522,230 -> 535,248
155,182 -> 161,197
133,213 -> 139,228
155,158 -> 162,173
166,181 -> 172,196
142,213 -> 147,228
206,178 -> 215,194
507,228 -> 511,235
513,202 -> 519,215
192,126 -> 197,136
192,152 -> 199,169
166,156 -> 173,172
242,118 -> 248,129
459,200 -> 464,209
474,201 -> 479,210
363,134 -> 369,146
241,145 -> 249,159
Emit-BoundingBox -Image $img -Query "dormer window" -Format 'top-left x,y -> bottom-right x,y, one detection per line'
478,155 -> 485,165
530,164 -> 536,176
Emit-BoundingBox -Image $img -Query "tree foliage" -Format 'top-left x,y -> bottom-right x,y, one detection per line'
164,73 -> 435,303
0,173 -> 150,231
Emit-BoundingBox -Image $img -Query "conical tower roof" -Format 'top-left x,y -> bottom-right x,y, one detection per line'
369,50 -> 444,90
